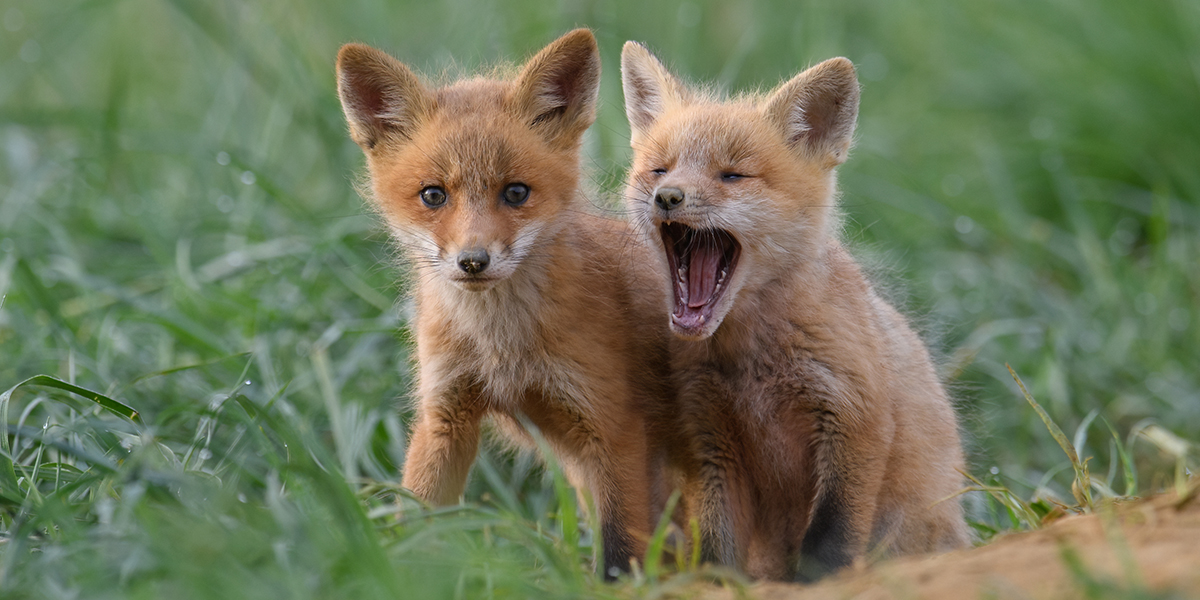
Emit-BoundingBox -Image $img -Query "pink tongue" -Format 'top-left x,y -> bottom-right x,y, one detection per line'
687,236 -> 721,308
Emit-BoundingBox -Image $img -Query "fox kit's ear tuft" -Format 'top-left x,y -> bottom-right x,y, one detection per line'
763,57 -> 860,167
510,29 -> 600,149
336,43 -> 432,150
621,42 -> 692,144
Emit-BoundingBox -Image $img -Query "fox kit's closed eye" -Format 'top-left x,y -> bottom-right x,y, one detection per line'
621,42 -> 970,581
336,30 -> 677,576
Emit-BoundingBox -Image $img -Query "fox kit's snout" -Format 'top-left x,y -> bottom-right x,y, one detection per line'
456,247 -> 490,275
640,174 -> 747,340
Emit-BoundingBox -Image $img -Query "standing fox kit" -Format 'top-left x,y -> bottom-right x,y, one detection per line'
336,30 -> 676,576
621,43 -> 970,580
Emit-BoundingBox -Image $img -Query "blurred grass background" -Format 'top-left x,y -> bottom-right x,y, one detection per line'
1,0 -> 1197,597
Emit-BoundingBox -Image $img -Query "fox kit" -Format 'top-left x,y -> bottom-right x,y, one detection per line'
336,30 -> 677,576
620,43 -> 970,580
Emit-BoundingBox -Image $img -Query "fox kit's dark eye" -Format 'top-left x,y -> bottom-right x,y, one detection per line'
720,172 -> 746,182
502,183 -> 530,206
651,168 -> 667,176
420,186 -> 447,208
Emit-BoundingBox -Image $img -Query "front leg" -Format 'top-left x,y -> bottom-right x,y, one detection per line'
593,481 -> 643,580
401,381 -> 485,506
564,422 -> 654,580
692,427 -> 742,569
598,432 -> 664,579
532,395 -> 655,580
795,407 -> 891,581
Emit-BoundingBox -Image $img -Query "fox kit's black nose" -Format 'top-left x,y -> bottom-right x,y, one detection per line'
654,187 -> 685,211
457,248 -> 490,275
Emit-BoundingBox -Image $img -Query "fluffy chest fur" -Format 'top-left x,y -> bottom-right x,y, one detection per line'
416,264 -> 577,406
410,225 -> 629,417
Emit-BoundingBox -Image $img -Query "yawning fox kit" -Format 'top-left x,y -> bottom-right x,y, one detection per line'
336,28 -> 967,581
620,43 -> 969,579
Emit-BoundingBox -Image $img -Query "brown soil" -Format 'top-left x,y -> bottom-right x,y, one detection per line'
695,487 -> 1200,600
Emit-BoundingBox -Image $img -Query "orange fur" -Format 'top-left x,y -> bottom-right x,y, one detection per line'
336,30 -> 677,576
621,42 -> 970,581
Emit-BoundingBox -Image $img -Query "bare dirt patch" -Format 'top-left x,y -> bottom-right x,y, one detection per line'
697,488 -> 1200,599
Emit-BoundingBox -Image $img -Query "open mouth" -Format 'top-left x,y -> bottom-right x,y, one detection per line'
660,222 -> 741,334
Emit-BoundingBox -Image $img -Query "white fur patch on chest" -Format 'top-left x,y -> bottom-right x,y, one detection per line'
435,274 -> 588,408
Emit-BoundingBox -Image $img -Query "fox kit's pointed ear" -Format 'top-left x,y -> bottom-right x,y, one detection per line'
763,57 -> 859,167
336,43 -> 432,151
510,29 -> 600,149
621,42 -> 691,144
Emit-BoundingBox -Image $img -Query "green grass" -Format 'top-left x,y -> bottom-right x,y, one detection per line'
1,0 -> 1198,597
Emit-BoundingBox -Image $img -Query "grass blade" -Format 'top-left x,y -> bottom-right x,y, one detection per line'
643,489 -> 681,581
1103,417 -> 1138,496
1007,364 -> 1092,509
1,375 -> 140,423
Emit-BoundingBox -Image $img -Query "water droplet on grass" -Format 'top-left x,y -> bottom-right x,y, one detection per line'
1029,116 -> 1054,140
942,174 -> 965,197
19,39 -> 40,63
1168,308 -> 1190,332
1040,149 -> 1064,171
932,271 -> 954,294
1135,292 -> 1157,316
963,291 -> 984,314
1108,225 -> 1136,256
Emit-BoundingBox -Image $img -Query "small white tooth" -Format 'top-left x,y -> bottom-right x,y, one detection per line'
699,315 -> 706,324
